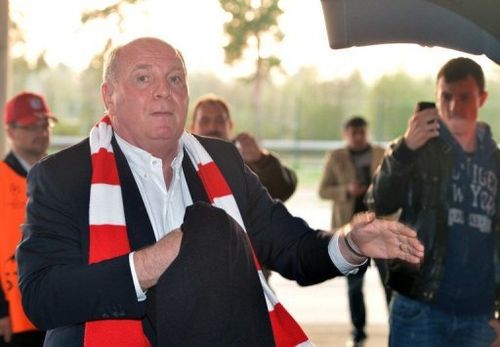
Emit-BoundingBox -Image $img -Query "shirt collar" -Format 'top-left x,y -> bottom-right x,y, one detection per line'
11,151 -> 33,173
114,133 -> 184,177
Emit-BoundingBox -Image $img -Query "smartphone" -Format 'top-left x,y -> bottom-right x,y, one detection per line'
417,101 -> 436,111
417,101 -> 437,124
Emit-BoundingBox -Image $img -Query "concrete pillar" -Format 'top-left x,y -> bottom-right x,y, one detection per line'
0,0 -> 9,156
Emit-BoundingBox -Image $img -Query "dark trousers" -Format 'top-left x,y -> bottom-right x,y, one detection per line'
147,202 -> 275,347
347,258 -> 391,339
0,331 -> 44,347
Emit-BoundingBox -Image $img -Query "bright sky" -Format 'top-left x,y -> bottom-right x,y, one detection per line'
10,0 -> 500,84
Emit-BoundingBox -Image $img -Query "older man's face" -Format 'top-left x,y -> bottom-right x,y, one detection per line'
191,102 -> 233,140
102,39 -> 189,153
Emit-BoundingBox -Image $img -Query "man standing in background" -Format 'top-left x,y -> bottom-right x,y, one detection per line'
190,93 -> 297,203
0,92 -> 55,346
367,57 -> 500,346
319,116 -> 390,347
190,93 -> 298,282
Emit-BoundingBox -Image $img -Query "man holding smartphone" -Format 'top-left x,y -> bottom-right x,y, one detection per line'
367,57 -> 500,346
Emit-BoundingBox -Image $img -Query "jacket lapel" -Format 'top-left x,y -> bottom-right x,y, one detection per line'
182,150 -> 210,204
112,136 -> 156,250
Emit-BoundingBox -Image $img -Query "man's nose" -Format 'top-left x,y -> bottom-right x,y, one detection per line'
449,98 -> 459,112
154,79 -> 172,99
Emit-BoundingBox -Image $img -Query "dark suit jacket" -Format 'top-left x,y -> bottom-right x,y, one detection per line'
17,135 -> 341,346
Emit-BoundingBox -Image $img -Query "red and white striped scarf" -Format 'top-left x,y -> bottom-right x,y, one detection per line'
85,115 -> 311,347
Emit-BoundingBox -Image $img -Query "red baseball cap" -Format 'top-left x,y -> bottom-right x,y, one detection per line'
4,92 -> 58,126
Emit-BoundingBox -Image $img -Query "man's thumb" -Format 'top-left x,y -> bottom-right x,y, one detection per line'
351,212 -> 375,227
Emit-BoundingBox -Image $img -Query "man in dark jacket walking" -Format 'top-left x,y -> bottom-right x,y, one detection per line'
367,57 -> 500,347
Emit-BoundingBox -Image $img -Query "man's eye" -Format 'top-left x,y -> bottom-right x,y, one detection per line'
137,75 -> 151,83
169,75 -> 184,85
442,93 -> 452,102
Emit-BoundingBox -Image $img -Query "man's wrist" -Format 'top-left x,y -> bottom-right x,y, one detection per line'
345,232 -> 365,257
337,225 -> 367,264
247,150 -> 268,166
328,232 -> 367,275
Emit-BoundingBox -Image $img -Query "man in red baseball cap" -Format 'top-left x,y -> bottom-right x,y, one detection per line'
0,91 -> 55,346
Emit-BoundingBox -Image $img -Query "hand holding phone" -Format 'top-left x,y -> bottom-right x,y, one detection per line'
404,101 -> 439,150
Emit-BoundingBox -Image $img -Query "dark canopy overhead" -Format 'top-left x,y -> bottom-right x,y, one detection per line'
320,0 -> 500,64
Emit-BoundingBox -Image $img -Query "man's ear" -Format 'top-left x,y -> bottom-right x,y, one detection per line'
479,90 -> 488,108
101,82 -> 114,112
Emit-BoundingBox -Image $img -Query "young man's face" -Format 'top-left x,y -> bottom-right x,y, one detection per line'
436,74 -> 488,138
344,126 -> 368,151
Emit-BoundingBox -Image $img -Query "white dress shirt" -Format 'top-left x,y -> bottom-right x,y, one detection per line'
114,134 -> 362,302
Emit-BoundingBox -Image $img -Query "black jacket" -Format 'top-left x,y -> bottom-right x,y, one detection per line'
246,152 -> 297,202
17,135 -> 341,346
366,126 -> 500,310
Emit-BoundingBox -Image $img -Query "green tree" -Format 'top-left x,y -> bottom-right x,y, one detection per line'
369,72 -> 434,141
219,0 -> 284,137
8,0 -> 145,140
80,0 -> 144,72
280,67 -> 368,141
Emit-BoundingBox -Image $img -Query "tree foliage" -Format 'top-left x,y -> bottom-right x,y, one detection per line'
219,0 -> 283,71
370,72 -> 434,140
219,0 -> 284,137
80,0 -> 144,72
8,0 -> 142,71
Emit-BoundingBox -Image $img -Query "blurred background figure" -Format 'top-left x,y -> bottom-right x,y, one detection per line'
318,116 -> 390,347
190,93 -> 297,202
0,92 -> 55,346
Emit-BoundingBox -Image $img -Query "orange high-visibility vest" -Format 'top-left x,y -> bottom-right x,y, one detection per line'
0,161 -> 36,333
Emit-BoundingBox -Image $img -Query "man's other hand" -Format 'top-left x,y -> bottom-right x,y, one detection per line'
343,212 -> 424,264
234,132 -> 266,163
0,316 -> 12,343
134,229 -> 183,291
489,319 -> 500,347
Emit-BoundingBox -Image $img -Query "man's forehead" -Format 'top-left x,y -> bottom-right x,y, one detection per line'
437,75 -> 479,91
119,40 -> 185,69
198,104 -> 228,117
436,79 -> 481,97
131,62 -> 184,71
346,126 -> 366,132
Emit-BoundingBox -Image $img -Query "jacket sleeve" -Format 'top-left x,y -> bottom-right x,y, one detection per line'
247,153 -> 297,202
226,146 -> 343,286
318,152 -> 350,202
16,159 -> 145,330
365,137 -> 420,215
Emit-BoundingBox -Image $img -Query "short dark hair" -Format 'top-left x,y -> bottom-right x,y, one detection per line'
344,116 -> 367,130
437,57 -> 485,93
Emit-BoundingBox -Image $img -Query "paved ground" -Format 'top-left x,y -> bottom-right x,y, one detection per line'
269,271 -> 389,347
270,187 -> 390,346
